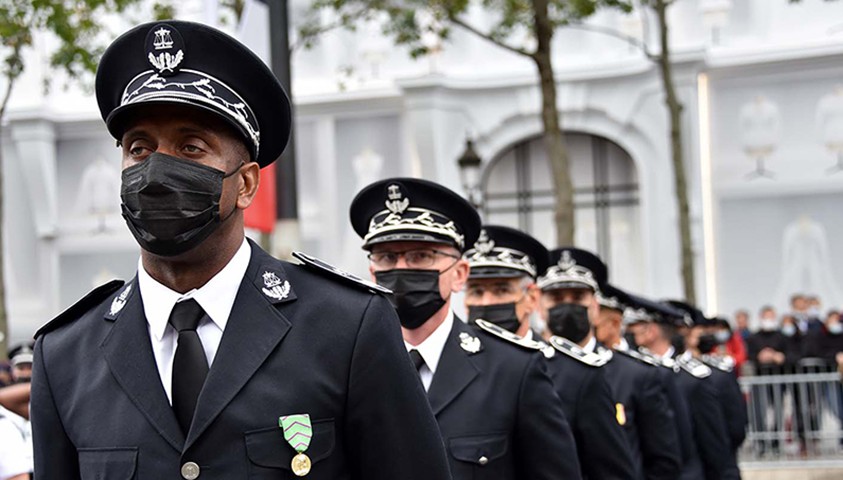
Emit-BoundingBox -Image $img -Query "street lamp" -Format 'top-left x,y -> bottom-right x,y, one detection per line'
457,138 -> 483,209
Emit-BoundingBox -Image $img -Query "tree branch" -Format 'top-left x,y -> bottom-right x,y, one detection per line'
448,15 -> 534,58
563,22 -> 656,59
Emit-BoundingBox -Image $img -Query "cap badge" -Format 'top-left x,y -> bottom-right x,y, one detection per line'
558,250 -> 576,271
459,332 -> 482,354
145,24 -> 185,76
109,284 -> 132,316
262,271 -> 291,301
385,184 -> 409,215
474,229 -> 495,255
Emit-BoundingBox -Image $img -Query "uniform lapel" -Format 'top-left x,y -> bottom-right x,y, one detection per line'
101,279 -> 185,452
427,320 -> 480,416
185,244 -> 294,449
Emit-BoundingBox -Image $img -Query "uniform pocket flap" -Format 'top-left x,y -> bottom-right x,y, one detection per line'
78,447 -> 138,480
245,418 -> 335,469
448,434 -> 509,465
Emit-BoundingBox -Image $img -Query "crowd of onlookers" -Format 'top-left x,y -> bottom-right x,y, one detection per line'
726,294 -> 843,457
0,343 -> 33,480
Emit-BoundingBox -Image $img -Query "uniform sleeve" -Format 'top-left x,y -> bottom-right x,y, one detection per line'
31,335 -> 81,480
719,372 -> 748,450
691,377 -> 740,480
637,367 -> 682,480
659,368 -> 693,464
576,368 -> 637,480
344,294 -> 452,480
515,355 -> 582,480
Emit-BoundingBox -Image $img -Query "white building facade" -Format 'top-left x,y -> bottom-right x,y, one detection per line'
4,0 -> 843,342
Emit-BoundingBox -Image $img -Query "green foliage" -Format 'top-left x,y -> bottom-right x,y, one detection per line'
305,0 -> 633,57
0,0 -> 172,93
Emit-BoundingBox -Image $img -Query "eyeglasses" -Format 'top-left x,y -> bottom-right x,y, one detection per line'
368,248 -> 460,269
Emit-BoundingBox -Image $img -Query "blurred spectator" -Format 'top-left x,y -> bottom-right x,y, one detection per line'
734,309 -> 751,342
0,363 -> 11,388
710,318 -> 748,374
0,403 -> 31,479
791,294 -> 823,334
7,344 -> 33,385
747,306 -> 788,454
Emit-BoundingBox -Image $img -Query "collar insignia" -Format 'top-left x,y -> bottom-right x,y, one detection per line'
145,24 -> 185,76
459,332 -> 482,354
109,284 -> 132,316
262,271 -> 291,301
385,184 -> 409,215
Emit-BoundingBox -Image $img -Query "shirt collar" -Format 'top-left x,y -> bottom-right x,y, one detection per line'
582,336 -> 597,353
405,310 -> 454,375
617,337 -> 630,351
138,238 -> 251,341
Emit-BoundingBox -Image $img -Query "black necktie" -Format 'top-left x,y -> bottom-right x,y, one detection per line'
409,349 -> 425,373
169,299 -> 209,434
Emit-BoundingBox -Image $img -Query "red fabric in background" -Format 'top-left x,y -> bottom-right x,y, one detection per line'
244,163 -> 277,233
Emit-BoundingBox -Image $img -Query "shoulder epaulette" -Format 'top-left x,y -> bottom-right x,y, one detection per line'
291,251 -> 391,295
701,354 -> 735,373
549,336 -> 608,367
596,345 -> 614,363
35,280 -> 125,339
677,356 -> 712,378
475,320 -> 554,358
615,347 -> 660,367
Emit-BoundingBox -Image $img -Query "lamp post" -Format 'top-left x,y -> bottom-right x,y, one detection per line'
457,138 -> 483,210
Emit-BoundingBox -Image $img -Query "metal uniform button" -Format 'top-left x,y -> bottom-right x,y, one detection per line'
478,456 -> 489,466
181,462 -> 200,479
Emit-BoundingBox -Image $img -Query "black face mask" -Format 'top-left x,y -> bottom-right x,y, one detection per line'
547,304 -> 592,344
697,334 -> 720,354
468,303 -> 521,333
374,269 -> 447,330
120,152 -> 241,257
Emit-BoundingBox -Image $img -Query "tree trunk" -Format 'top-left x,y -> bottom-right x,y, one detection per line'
654,0 -> 696,304
0,78 -> 13,358
532,0 -> 574,246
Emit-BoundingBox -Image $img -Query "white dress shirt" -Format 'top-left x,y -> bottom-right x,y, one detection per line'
617,337 -> 630,351
581,336 -> 597,353
0,406 -> 32,478
404,311 -> 454,392
138,238 -> 251,405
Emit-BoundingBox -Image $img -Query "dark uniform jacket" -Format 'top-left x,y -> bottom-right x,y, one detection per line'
544,343 -> 636,480
652,364 -> 699,480
670,356 -> 740,480
31,243 -> 452,480
431,320 -> 581,480
603,350 -> 682,480
704,363 -> 747,451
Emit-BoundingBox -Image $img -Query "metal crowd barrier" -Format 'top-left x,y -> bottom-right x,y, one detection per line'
739,365 -> 843,465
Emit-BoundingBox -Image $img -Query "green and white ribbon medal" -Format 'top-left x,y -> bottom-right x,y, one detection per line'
279,414 -> 313,476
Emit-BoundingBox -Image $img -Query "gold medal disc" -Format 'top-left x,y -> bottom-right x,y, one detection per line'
291,452 -> 312,476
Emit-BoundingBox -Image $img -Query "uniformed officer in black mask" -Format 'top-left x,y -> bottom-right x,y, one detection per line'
537,247 -> 637,480
463,225 -> 548,338
30,20 -> 451,480
350,179 -> 581,480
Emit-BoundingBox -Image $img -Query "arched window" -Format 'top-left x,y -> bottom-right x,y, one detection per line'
482,132 -> 644,286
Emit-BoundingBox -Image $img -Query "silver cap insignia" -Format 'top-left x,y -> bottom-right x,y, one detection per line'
385,184 -> 409,215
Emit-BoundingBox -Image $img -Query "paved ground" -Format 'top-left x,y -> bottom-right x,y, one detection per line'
741,466 -> 843,479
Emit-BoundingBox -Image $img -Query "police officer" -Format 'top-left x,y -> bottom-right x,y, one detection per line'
350,180 -> 581,480
594,284 -> 682,480
31,20 -> 451,479
537,247 -> 637,480
625,295 -> 738,480
668,301 -> 747,472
